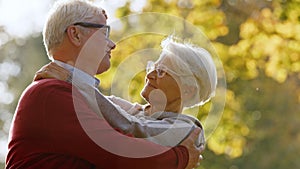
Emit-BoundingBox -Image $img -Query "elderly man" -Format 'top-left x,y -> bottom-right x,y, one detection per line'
6,0 -> 203,169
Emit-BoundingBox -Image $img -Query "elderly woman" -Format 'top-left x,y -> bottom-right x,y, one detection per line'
112,36 -> 216,115
35,36 -> 217,148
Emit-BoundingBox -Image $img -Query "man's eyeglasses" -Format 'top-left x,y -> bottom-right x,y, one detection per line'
69,22 -> 110,39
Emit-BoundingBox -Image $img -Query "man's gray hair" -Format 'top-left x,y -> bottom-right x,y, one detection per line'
158,36 -> 217,108
43,0 -> 103,59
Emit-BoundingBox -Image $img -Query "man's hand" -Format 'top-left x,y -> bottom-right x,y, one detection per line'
180,128 -> 205,169
33,62 -> 70,81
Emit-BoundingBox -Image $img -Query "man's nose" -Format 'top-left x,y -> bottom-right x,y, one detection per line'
107,39 -> 116,50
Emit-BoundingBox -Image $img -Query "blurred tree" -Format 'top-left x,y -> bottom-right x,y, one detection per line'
0,35 -> 49,167
99,0 -> 300,169
1,0 -> 299,168
102,0 -> 248,160
217,0 -> 300,168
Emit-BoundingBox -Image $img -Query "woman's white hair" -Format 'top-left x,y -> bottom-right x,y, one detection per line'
158,36 -> 217,108
43,0 -> 103,59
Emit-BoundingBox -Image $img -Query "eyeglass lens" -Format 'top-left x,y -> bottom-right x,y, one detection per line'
146,61 -> 166,78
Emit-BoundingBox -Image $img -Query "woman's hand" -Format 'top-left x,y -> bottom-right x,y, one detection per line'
180,128 -> 205,169
33,62 -> 70,81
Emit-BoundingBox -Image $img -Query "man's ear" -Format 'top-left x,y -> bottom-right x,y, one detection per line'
182,84 -> 197,100
66,26 -> 81,46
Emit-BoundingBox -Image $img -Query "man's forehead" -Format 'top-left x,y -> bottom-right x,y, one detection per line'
93,12 -> 107,24
102,9 -> 108,19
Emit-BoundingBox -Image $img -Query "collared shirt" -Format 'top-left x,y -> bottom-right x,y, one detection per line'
54,60 -> 103,116
54,60 -> 100,88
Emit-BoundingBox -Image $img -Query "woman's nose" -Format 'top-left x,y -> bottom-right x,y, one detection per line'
146,70 -> 157,80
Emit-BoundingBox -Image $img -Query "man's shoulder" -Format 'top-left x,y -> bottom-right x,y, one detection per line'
24,79 -> 72,97
16,79 -> 74,110
31,79 -> 71,89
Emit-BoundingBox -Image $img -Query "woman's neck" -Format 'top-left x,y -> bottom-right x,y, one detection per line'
146,97 -> 182,115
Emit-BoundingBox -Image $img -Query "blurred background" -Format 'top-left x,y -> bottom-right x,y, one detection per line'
0,0 -> 299,168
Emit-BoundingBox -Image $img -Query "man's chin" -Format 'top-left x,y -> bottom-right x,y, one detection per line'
97,65 -> 110,74
96,69 -> 106,75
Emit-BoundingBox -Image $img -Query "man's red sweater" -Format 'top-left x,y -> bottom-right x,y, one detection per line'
6,79 -> 188,169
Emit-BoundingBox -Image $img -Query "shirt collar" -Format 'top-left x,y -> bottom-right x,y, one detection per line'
54,60 -> 100,88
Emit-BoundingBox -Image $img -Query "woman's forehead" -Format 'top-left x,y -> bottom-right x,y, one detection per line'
157,53 -> 171,64
157,52 -> 194,77
157,53 -> 177,70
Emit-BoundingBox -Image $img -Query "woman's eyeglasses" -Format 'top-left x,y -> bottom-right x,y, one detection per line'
146,61 -> 193,78
146,61 -> 167,78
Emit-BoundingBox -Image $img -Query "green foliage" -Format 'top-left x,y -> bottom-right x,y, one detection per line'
111,0 -> 246,160
1,0 -> 300,168
226,5 -> 300,83
141,0 -> 228,39
0,36 -> 49,166
106,0 -> 300,168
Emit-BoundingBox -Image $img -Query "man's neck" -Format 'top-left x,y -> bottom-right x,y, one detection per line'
54,60 -> 100,88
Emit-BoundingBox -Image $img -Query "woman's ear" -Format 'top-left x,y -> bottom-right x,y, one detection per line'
182,84 -> 197,100
66,26 -> 81,46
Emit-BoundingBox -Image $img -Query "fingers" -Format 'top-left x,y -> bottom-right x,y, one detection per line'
48,62 -> 67,73
47,63 -> 70,80
181,127 -> 205,169
33,62 -> 70,81
33,68 -> 53,81
198,145 -> 205,153
199,154 -> 203,160
33,72 -> 43,81
181,127 -> 202,148
184,128 -> 202,150
190,128 -> 201,140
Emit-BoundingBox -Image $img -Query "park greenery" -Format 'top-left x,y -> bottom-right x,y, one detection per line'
0,0 -> 299,168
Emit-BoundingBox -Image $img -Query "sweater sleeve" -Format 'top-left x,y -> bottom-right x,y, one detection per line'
106,95 -> 144,115
37,79 -> 188,169
95,89 -> 201,147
